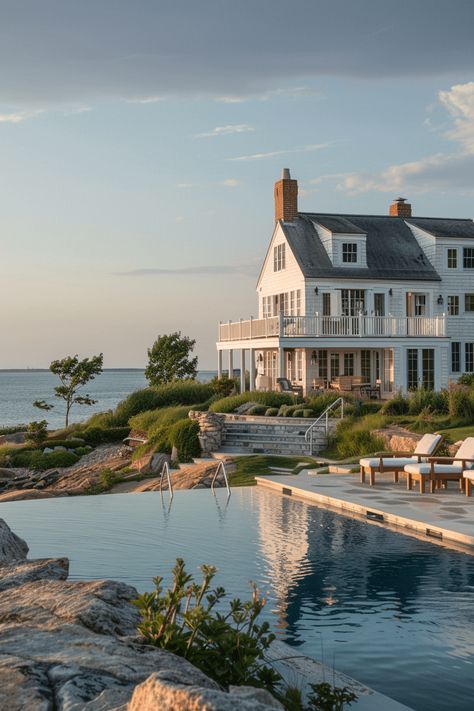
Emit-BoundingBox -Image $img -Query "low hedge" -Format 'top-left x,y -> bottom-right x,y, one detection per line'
265,408 -> 279,417
44,438 -> 85,449
246,405 -> 268,416
82,426 -> 130,446
11,449 -> 80,471
209,391 -> 294,414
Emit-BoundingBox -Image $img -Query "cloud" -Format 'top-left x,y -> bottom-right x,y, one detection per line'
229,142 -> 332,161
0,109 -> 43,123
0,1 -> 473,105
334,82 -> 474,196
115,262 -> 259,277
195,123 -> 254,138
222,179 -> 240,187
215,86 -> 322,103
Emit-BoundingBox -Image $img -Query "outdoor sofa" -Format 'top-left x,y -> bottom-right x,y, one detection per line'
359,433 -> 443,487
404,437 -> 474,494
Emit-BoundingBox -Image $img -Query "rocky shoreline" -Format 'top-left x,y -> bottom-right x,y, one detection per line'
0,517 -> 280,710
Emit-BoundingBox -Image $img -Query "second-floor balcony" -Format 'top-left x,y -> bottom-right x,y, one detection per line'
218,313 -> 447,342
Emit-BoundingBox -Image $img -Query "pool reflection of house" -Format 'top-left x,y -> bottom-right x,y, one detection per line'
217,169 -> 474,396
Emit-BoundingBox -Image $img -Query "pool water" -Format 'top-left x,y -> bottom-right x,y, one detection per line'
2,487 -> 474,711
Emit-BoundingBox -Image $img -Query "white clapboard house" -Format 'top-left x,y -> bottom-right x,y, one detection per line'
216,169 -> 474,397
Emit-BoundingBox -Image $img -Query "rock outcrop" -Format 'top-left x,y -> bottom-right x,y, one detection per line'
0,518 -> 279,711
189,411 -> 224,454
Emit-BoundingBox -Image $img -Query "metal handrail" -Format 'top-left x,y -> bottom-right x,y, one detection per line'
211,461 -> 231,496
304,397 -> 345,454
159,461 -> 174,499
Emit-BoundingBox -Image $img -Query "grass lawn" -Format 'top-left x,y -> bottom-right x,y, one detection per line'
438,424 -> 474,443
229,455 -> 319,487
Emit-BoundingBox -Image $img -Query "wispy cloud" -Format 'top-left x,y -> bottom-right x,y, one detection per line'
221,178 -> 240,187
0,109 -> 43,123
229,142 -> 332,162
115,262 -> 259,277
334,82 -> 474,196
216,86 -> 321,104
195,123 -> 254,138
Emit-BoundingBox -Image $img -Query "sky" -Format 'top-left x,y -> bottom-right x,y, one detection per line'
1,0 -> 474,369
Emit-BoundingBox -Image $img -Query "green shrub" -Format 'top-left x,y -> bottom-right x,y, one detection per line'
135,558 -> 280,694
306,391 -> 351,416
292,409 -> 304,417
74,446 -> 91,456
148,425 -> 173,454
302,409 -> 316,418
449,387 -> 474,420
246,405 -> 267,415
407,387 -> 448,415
209,375 -> 238,397
25,420 -> 48,447
328,415 -> 387,459
209,391 -> 294,413
458,373 -> 474,387
0,425 -> 27,435
84,411 -> 116,428
82,426 -> 130,446
265,408 -> 278,417
44,438 -> 85,449
360,401 -> 384,415
382,391 -> 409,415
130,405 -> 192,434
113,382 -> 214,425
12,449 -> 80,471
169,419 -> 201,462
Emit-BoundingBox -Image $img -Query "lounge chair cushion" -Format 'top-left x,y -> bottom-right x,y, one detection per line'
413,433 -> 442,457
360,457 -> 418,469
452,437 -> 474,468
404,463 -> 462,476
463,470 -> 474,481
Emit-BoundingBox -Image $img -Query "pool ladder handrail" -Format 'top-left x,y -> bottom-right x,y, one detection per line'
305,397 -> 345,454
159,461 -> 174,499
211,460 -> 231,496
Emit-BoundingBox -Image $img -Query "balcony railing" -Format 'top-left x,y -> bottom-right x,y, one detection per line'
218,314 -> 446,341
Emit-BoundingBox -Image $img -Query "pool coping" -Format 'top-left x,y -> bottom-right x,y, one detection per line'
255,473 -> 474,552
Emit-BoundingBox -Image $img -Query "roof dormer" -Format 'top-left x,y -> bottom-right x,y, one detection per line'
312,219 -> 368,268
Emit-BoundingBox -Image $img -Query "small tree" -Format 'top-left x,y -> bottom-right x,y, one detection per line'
26,420 -> 48,447
145,332 -> 198,386
34,353 -> 104,427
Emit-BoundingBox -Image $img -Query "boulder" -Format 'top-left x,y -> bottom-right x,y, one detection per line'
128,674 -> 283,710
0,518 -> 28,562
0,557 -> 69,592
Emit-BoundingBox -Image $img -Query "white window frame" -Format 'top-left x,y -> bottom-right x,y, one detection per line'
273,243 -> 286,271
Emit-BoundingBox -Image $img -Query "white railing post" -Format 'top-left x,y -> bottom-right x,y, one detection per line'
279,312 -> 284,336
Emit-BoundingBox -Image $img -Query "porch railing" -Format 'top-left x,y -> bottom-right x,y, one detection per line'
218,314 -> 446,341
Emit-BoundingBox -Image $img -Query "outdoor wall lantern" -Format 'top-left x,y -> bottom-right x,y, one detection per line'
389,288 -> 393,296
311,350 -> 318,365
437,295 -> 444,305
314,287 -> 319,295
258,353 -> 263,362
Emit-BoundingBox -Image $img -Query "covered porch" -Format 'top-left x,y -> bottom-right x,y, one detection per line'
217,345 -> 395,398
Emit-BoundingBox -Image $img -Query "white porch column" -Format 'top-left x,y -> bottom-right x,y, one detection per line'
217,350 -> 223,379
249,348 -> 255,391
240,349 -> 246,393
228,350 -> 234,379
278,347 -> 285,379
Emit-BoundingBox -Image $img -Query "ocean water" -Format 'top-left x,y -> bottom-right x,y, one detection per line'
0,369 -> 216,430
3,486 -> 474,711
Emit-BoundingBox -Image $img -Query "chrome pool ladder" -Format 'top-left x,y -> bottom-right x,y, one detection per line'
159,461 -> 174,499
211,461 -> 231,497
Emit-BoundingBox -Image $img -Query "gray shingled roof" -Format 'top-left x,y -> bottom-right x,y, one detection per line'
280,213 -> 447,281
406,217 -> 474,240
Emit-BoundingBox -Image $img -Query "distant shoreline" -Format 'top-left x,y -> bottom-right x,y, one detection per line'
0,368 -> 216,373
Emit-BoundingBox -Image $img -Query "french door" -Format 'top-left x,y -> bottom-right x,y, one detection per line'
407,348 -> 435,390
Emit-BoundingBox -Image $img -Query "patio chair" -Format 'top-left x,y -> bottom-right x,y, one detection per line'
463,468 -> 474,496
359,433 -> 443,486
404,437 -> 474,494
276,377 -> 303,397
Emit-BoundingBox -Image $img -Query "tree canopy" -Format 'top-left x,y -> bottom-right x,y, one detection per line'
145,332 -> 198,386
34,353 -> 104,427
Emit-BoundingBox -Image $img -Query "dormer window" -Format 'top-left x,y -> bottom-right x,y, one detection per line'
274,243 -> 286,271
342,243 -> 358,263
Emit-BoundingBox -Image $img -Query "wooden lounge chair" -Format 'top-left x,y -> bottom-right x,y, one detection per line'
359,433 -> 443,486
276,377 -> 303,397
463,468 -> 474,496
404,437 -> 474,494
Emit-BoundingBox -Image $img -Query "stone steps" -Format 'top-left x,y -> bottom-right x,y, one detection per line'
221,418 -> 328,455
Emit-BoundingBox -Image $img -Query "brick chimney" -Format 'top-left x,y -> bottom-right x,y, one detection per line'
389,196 -> 412,218
274,168 -> 298,222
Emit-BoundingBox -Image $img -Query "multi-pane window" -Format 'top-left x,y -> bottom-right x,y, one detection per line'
451,342 -> 461,373
343,353 -> 354,376
447,248 -> 458,268
466,343 -> 474,372
342,243 -> 357,263
447,295 -> 459,315
330,353 -> 340,377
463,248 -> 474,269
262,296 -> 271,319
465,294 -> 474,312
361,350 -> 371,381
422,349 -> 435,391
407,349 -> 418,390
273,243 -> 286,271
290,290 -> 295,315
374,293 -> 385,316
341,289 -> 365,316
383,349 -> 394,393
322,293 -> 331,316
296,289 -> 301,315
296,351 -> 303,381
318,350 -> 328,378
414,294 -> 426,316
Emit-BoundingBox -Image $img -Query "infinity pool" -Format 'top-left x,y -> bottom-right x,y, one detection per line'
2,487 -> 474,711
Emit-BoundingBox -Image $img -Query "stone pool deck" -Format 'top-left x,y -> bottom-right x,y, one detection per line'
256,470 -> 474,551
